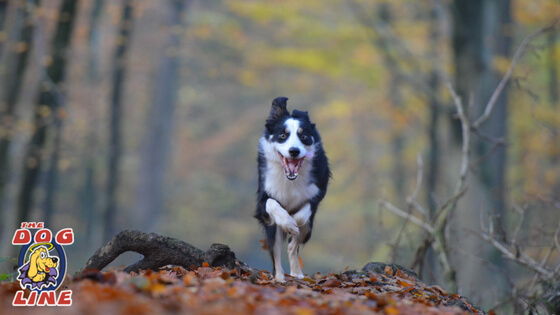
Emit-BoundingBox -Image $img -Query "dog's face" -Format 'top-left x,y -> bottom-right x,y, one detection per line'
33,247 -> 58,274
264,97 -> 316,180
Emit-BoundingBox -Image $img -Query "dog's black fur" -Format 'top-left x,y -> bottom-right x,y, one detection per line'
255,97 -> 330,281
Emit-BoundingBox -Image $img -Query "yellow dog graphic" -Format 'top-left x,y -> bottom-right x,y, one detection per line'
27,246 -> 58,283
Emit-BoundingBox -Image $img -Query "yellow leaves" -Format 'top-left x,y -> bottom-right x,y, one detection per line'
38,105 -> 52,118
238,69 -> 258,87
352,44 -> 376,66
514,0 -> 560,25
492,55 -> 512,75
293,307 -> 315,315
270,48 -> 342,78
226,1 -> 293,26
14,41 -> 28,53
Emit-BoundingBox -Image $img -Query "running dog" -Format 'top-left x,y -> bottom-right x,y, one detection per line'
255,97 -> 330,282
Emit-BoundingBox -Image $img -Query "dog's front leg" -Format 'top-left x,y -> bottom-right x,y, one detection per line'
272,226 -> 285,282
288,224 -> 308,279
265,199 -> 299,236
292,203 -> 312,227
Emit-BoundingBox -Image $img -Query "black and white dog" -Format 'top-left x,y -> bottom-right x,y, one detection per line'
255,97 -> 330,282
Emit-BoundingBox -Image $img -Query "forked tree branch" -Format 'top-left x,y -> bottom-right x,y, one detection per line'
473,18 -> 560,128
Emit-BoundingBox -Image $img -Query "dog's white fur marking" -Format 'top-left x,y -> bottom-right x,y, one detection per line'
292,203 -> 312,226
259,137 -> 318,213
288,223 -> 309,279
273,226 -> 285,282
275,118 -> 307,159
265,199 -> 299,236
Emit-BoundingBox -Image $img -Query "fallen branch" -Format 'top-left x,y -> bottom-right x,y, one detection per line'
81,230 -> 254,274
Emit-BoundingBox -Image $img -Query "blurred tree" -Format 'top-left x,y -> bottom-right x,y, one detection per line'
422,0 -> 445,282
0,0 -> 37,240
104,0 -> 134,241
0,0 -> 8,54
451,0 -> 513,300
82,0 -> 104,247
547,27 -> 559,197
376,3 -> 405,200
452,0 -> 512,240
16,0 -> 77,225
134,0 -> 188,231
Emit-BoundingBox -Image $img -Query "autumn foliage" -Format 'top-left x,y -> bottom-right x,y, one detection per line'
1,264 -> 483,314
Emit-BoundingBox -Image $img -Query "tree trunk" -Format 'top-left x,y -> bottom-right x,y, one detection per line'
87,0 -> 103,79
452,0 -> 511,238
0,0 -> 37,243
16,0 -> 77,225
376,3 -> 405,200
547,28 -> 559,197
81,0 -> 104,248
451,0 -> 512,301
424,0 -> 445,283
0,0 -> 9,55
104,0 -> 134,242
43,113 -> 63,227
133,0 -> 187,231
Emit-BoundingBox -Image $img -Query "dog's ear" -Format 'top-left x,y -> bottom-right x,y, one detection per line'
266,97 -> 289,131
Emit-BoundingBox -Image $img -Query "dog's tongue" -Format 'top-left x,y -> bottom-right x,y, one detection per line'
45,267 -> 50,272
279,153 -> 305,180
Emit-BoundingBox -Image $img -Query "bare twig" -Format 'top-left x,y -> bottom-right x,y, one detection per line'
555,220 -> 560,255
379,200 -> 434,234
473,18 -> 560,128
407,154 -> 427,216
510,197 -> 526,244
478,232 -> 555,279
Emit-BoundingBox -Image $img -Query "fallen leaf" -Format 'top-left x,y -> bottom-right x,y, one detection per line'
384,266 -> 394,276
323,278 -> 342,288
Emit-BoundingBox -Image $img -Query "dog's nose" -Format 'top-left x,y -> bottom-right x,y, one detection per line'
52,257 -> 58,263
289,147 -> 300,158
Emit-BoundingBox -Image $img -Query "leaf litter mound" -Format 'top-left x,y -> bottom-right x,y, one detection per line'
1,263 -> 484,314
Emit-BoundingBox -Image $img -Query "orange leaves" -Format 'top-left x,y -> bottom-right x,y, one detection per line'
0,266 -> 482,314
322,277 -> 341,288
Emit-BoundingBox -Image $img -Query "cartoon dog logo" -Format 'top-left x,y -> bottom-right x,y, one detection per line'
17,245 -> 59,290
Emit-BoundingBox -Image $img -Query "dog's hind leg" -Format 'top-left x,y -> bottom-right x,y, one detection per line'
288,224 -> 309,279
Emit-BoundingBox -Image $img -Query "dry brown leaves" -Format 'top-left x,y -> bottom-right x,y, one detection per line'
0,265 -> 483,314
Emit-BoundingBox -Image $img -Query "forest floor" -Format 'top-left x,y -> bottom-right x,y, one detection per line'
0,263 -> 486,314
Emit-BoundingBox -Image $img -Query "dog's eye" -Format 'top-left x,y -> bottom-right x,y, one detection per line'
301,135 -> 307,140
40,252 -> 45,259
279,133 -> 287,139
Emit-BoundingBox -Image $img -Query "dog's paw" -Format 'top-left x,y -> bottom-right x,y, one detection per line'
290,272 -> 304,279
278,217 -> 299,236
274,273 -> 286,283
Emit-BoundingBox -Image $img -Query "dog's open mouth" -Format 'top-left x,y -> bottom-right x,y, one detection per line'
45,267 -> 50,272
278,152 -> 305,180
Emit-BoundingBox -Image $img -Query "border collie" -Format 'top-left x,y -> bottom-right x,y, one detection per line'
255,97 -> 330,282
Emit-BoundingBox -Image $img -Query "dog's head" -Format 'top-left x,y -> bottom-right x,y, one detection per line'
264,97 -> 317,180
32,246 -> 58,274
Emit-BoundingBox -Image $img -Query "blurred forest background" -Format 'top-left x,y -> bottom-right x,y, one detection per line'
0,0 -> 558,312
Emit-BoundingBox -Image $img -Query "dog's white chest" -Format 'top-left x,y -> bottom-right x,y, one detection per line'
263,160 -> 319,213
